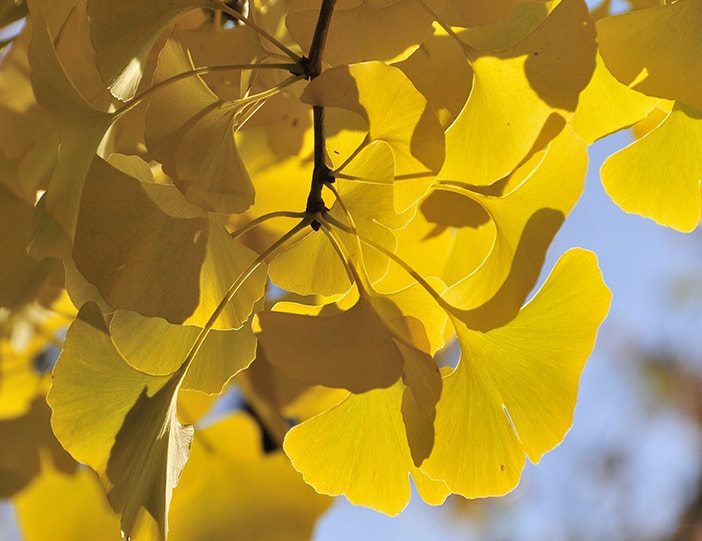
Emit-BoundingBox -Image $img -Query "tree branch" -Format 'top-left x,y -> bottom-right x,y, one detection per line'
303,0 -> 337,229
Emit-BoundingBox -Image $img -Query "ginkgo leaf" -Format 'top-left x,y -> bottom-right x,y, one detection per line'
13,465 -> 122,541
0,397 -> 77,499
439,0 -> 515,27
396,26 -> 473,129
87,0 -> 217,100
0,185 -> 56,309
569,52 -> 659,144
440,0 -> 596,185
600,102 -> 702,232
168,413 -> 333,541
284,380 -> 449,516
110,310 -> 257,394
47,302 -> 194,540
27,16 -> 114,258
269,148 -> 413,296
256,293 -> 405,393
597,0 -> 702,111
145,38 -> 256,214
439,125 -> 588,320
301,61 -> 445,210
71,156 -> 267,329
286,0 -> 436,65
422,249 -> 611,497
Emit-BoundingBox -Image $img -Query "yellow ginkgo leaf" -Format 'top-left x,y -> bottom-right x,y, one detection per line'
284,381 -> 449,516
71,156 -> 267,329
301,61 -> 445,210
13,465 -> 122,541
145,38 -> 256,214
597,0 -> 702,111
440,0 -> 596,185
27,16 -> 114,259
110,310 -> 257,394
256,293 -> 405,393
0,397 -> 77,499
440,125 -> 588,320
439,0 -> 515,27
87,0 -> 217,100
169,413 -> 332,541
601,102 -> 702,232
569,51 -> 659,144
422,249 -> 611,497
47,302 -> 194,541
286,0 -> 435,65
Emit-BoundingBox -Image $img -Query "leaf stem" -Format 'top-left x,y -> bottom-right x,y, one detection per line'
180,217 -> 312,372
217,1 -> 303,63
230,210 -> 308,239
114,63 -> 301,117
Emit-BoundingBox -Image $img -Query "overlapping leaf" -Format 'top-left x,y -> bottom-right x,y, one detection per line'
284,380 -> 449,516
145,38 -> 257,214
168,413 -> 333,541
27,16 -> 114,258
422,249 -> 610,497
440,0 -> 596,185
71,155 -> 267,328
47,303 -> 194,540
301,61 -> 445,210
438,126 -> 588,321
87,0 -> 218,100
597,0 -> 702,111
286,0 -> 436,65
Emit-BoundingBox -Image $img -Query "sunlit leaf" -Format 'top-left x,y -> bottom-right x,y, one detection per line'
47,303 -> 194,540
440,0 -> 596,185
422,249 -> 611,497
284,380 -> 449,516
597,0 -> 702,111
439,0 -> 515,27
71,156 -> 267,328
169,413 -> 332,541
301,61 -> 445,210
110,310 -> 257,394
146,38 -> 257,214
601,102 -> 702,232
570,52 -> 659,143
440,126 -> 588,320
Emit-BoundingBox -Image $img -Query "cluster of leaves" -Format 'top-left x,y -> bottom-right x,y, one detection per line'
0,0 -> 699,539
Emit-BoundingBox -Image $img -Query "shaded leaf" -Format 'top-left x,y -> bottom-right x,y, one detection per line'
47,303 -> 194,540
71,156 -> 267,328
286,0 -> 435,65
145,38 -> 256,214
597,0 -> 702,110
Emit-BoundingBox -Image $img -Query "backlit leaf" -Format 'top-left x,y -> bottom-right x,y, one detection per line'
47,303 -> 194,540
422,249 -> 611,497
440,0 -> 596,185
601,102 -> 702,232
